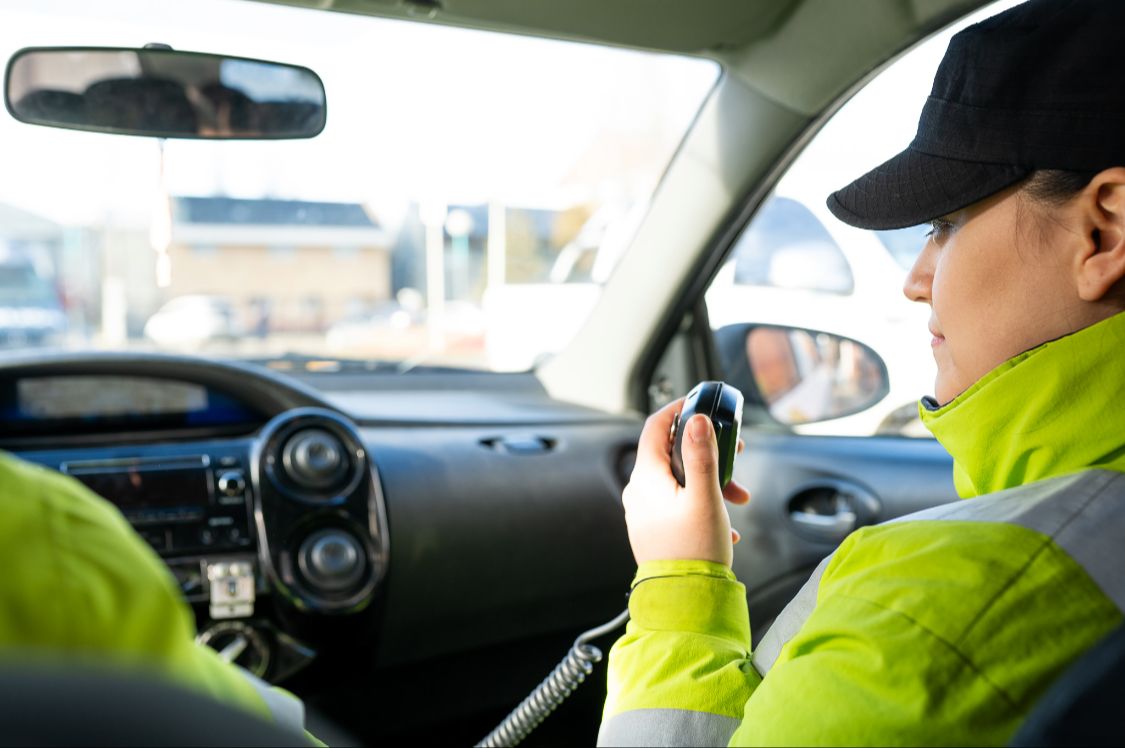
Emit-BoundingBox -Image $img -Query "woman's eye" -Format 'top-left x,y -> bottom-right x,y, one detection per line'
925,219 -> 954,240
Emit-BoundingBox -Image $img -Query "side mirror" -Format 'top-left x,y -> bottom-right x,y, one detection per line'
5,47 -> 326,140
714,323 -> 889,426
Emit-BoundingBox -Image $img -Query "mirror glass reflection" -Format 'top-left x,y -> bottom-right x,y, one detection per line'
6,48 -> 326,139
746,325 -> 888,425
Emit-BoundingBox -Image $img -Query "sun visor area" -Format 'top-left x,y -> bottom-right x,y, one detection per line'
256,0 -> 802,54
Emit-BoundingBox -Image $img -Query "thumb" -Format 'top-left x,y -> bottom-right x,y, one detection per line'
683,414 -> 721,493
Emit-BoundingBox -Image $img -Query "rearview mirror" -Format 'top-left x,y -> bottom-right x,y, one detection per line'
715,323 -> 889,426
5,47 -> 326,139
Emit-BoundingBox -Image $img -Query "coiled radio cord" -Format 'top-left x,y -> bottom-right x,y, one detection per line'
476,608 -> 631,748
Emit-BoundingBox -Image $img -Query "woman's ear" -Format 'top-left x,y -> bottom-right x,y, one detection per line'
1076,167 -> 1125,302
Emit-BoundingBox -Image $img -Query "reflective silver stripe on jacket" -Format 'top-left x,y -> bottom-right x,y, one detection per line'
750,553 -> 833,676
234,666 -> 306,735
598,708 -> 741,747
751,469 -> 1125,678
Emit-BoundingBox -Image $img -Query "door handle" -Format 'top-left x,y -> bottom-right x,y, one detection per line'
790,507 -> 857,539
786,480 -> 881,543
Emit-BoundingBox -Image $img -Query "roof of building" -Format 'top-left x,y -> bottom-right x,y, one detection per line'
173,196 -> 379,228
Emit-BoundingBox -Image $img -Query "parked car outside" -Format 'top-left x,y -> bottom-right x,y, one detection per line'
143,295 -> 241,350
0,251 -> 67,348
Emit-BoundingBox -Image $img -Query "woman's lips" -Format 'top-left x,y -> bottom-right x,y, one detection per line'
931,334 -> 945,348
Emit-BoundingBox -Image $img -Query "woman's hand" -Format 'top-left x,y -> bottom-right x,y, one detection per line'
622,398 -> 751,568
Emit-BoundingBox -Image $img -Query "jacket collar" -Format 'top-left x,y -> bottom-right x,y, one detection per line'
920,311 -> 1125,498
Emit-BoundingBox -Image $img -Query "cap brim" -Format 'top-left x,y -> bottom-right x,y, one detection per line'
827,147 -> 1031,230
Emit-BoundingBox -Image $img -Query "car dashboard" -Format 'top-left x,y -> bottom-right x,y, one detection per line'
1,352 -> 641,742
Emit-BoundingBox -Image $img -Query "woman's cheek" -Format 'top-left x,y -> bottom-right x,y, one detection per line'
929,254 -> 974,401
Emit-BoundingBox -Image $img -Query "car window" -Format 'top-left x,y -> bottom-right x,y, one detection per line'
875,225 -> 933,271
0,0 -> 717,373
732,196 -> 853,294
698,10 -> 1026,438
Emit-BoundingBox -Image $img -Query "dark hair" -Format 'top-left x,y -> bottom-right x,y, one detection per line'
1023,169 -> 1099,206
1016,170 -> 1102,258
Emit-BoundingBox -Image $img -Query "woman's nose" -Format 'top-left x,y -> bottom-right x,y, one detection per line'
903,242 -> 935,304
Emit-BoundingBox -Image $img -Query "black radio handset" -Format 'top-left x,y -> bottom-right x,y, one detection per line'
477,381 -> 745,748
670,381 -> 744,488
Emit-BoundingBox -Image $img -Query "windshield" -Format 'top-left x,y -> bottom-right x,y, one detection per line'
0,0 -> 717,372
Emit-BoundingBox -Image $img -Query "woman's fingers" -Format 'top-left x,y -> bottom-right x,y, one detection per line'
732,528 -> 742,544
681,415 -> 722,501
737,438 -> 745,455
722,479 -> 751,505
623,398 -> 740,568
632,397 -> 686,474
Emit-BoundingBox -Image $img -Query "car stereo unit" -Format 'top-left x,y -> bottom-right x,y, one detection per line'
62,455 -> 253,557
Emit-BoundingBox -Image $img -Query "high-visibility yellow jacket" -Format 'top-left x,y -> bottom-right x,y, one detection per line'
600,312 -> 1125,746
0,450 -> 310,740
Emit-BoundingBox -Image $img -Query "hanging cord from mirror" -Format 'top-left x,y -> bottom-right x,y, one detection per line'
476,608 -> 631,747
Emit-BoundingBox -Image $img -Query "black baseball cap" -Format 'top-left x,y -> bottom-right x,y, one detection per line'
828,0 -> 1125,230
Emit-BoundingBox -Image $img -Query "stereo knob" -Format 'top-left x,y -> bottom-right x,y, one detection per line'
297,529 -> 366,592
217,470 -> 246,497
282,430 -> 348,489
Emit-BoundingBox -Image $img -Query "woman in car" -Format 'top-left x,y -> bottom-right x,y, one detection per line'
600,0 -> 1125,744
